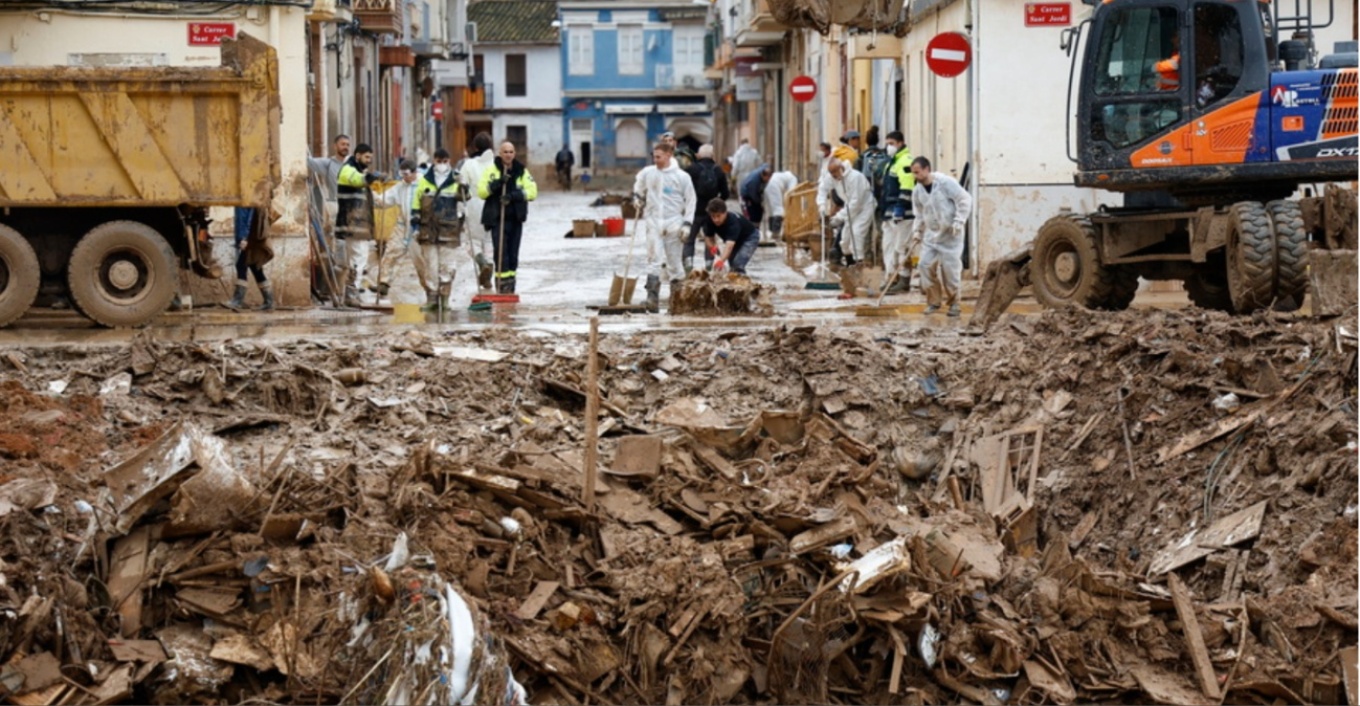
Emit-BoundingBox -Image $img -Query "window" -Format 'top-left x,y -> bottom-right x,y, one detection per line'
616,119 -> 648,158
1192,3 -> 1245,110
506,125 -> 528,159
505,54 -> 526,97
569,26 -> 594,75
618,25 -> 643,75
673,26 -> 705,75
1090,6 -> 1182,148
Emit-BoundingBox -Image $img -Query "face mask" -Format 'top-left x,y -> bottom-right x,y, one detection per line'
434,163 -> 451,176
886,145 -> 899,157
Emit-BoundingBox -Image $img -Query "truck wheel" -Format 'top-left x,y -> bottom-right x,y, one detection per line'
0,225 -> 41,327
1185,269 -> 1234,312
1225,201 -> 1275,313
1266,200 -> 1308,311
1032,214 -> 1132,310
67,221 -> 178,328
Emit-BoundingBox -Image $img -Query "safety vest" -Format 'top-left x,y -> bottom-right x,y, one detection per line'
336,157 -> 371,233
1156,54 -> 1180,91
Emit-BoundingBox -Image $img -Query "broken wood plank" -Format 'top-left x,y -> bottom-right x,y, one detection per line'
515,581 -> 561,621
689,443 -> 739,481
1068,512 -> 1098,550
1341,645 -> 1357,706
107,639 -> 167,663
107,527 -> 152,638
1168,573 -> 1220,700
788,516 -> 857,555
887,626 -> 907,695
583,318 -> 601,513
1150,501 -> 1267,575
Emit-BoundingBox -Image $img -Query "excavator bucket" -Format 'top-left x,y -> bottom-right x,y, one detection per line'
968,248 -> 1033,330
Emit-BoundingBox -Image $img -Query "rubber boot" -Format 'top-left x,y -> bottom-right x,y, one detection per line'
421,288 -> 439,311
670,279 -> 684,312
644,274 -> 661,313
828,241 -> 845,270
475,253 -> 494,291
259,281 -> 275,311
344,286 -> 361,308
497,276 -> 515,295
885,274 -> 910,295
947,303 -> 961,318
227,281 -> 247,309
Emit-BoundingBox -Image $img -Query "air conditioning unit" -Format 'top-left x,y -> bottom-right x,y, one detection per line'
682,75 -> 696,88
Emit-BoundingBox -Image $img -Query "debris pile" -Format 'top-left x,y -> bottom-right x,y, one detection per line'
0,308 -> 1353,704
670,270 -> 773,317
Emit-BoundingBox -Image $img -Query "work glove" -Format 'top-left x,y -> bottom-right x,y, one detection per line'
681,221 -> 692,233
364,172 -> 384,185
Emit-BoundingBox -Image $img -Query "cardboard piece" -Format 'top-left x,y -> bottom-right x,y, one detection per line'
108,639 -> 168,663
608,436 -> 663,479
1149,501 -> 1267,575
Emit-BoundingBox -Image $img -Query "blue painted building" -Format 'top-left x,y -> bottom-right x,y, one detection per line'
559,1 -> 714,175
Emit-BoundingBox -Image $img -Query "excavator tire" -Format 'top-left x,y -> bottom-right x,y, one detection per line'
1225,201 -> 1275,313
1031,214 -> 1137,311
1185,263 -> 1234,312
1265,199 -> 1308,311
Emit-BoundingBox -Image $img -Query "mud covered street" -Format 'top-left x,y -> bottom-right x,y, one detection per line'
0,303 -> 1354,705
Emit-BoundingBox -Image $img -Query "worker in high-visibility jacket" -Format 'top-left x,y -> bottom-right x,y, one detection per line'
372,160 -> 426,307
476,141 -> 538,294
336,143 -> 384,306
880,130 -> 918,295
416,148 -> 473,309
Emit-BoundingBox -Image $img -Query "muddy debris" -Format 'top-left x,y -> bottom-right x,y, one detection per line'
0,308 -> 1353,704
669,269 -> 774,317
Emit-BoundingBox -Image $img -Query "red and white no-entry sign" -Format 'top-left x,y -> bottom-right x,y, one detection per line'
789,75 -> 818,103
926,32 -> 972,78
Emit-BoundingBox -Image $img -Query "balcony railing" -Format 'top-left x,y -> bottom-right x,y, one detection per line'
655,63 -> 707,90
463,82 -> 494,111
353,0 -> 403,35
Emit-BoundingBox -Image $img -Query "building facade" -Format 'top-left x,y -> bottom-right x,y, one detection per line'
464,0 -> 562,174
560,0 -> 714,175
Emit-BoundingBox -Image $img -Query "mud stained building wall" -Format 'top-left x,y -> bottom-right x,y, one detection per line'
0,8 -> 312,307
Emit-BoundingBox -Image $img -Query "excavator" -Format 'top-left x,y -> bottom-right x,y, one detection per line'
971,0 -> 1358,327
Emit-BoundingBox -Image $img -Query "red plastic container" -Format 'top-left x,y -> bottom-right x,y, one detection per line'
603,217 -> 625,237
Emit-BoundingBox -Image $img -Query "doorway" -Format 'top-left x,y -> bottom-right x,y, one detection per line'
571,118 -> 593,169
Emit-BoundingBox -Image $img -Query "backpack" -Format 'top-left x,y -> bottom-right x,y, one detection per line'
690,161 -> 723,201
860,148 -> 892,202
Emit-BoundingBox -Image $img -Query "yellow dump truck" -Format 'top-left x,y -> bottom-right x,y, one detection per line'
0,34 -> 280,327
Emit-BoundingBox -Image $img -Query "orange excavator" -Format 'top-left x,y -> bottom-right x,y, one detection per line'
973,0 -> 1357,326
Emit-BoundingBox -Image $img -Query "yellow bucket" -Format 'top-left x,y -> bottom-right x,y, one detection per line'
370,182 -> 401,243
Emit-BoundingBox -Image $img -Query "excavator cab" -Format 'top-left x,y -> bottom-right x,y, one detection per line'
1071,0 -> 1356,204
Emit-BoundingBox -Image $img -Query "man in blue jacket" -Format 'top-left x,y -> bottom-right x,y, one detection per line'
740,164 -> 772,234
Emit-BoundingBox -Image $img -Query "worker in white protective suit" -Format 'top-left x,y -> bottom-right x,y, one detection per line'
458,132 -> 497,292
632,141 -> 697,312
909,156 -> 972,317
763,169 -> 798,241
817,158 -> 875,267
372,160 -> 427,307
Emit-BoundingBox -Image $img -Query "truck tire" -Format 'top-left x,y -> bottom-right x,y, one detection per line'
0,225 -> 41,327
1266,200 -> 1308,311
1185,269 -> 1234,312
1225,201 -> 1274,313
1032,214 -> 1137,310
68,221 -> 178,328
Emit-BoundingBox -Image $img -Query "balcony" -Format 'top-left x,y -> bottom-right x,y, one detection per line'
735,0 -> 786,47
463,82 -> 494,112
353,0 -> 403,35
655,63 -> 708,92
379,45 -> 415,67
307,0 -> 353,23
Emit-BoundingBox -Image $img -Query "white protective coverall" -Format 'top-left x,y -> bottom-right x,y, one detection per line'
764,171 -> 798,220
910,173 -> 973,307
373,178 -> 427,306
633,160 -> 697,280
459,149 -> 497,269
818,168 -> 875,261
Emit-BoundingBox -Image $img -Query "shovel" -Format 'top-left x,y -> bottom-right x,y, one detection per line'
608,208 -> 639,305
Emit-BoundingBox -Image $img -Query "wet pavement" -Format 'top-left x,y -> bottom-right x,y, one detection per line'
0,190 -> 1194,345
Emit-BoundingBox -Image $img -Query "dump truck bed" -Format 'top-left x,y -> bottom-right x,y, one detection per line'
0,34 -> 279,208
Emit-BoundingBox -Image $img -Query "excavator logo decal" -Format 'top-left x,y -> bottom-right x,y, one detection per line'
1271,85 -> 1301,108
